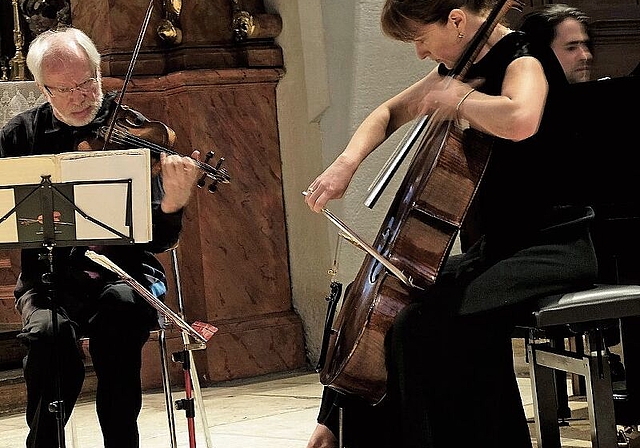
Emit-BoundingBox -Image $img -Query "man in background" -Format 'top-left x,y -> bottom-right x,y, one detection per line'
519,4 -> 592,83
520,5 -> 640,435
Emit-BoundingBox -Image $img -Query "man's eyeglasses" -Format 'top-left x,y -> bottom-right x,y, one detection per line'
43,77 -> 98,98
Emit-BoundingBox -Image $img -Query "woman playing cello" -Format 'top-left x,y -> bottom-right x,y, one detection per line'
305,1 -> 597,447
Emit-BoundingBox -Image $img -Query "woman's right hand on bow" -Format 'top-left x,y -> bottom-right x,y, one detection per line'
304,154 -> 359,213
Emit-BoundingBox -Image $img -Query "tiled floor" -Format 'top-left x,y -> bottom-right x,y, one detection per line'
1,369 -> 321,448
0,366 -> 601,448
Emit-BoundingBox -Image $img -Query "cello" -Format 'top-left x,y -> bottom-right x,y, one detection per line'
314,0 -> 524,405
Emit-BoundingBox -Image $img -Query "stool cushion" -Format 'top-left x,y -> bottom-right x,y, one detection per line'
532,285 -> 640,328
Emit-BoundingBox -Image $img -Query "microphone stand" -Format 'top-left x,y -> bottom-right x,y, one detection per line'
170,247 -> 214,448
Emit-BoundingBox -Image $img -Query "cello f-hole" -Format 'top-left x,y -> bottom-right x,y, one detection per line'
369,259 -> 384,283
369,227 -> 391,283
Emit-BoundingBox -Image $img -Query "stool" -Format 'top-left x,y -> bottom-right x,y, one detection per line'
522,284 -> 640,448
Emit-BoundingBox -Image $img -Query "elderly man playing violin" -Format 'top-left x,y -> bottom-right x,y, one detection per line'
0,27 -> 200,448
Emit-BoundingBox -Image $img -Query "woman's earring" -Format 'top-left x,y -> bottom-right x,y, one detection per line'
458,32 -> 464,39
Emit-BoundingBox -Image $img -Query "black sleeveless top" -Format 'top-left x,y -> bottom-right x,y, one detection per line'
442,31 -> 591,248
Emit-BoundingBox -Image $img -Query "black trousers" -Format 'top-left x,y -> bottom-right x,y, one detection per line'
318,312 -> 531,448
18,282 -> 155,448
318,223 -> 598,448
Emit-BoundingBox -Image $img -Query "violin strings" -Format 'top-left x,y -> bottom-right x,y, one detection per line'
104,127 -> 229,181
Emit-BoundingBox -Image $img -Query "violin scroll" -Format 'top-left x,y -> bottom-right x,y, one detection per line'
197,151 -> 226,193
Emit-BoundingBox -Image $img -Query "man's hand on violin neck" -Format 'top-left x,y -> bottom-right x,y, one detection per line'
160,150 -> 201,213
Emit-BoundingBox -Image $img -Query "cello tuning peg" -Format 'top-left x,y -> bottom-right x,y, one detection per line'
208,182 -> 218,193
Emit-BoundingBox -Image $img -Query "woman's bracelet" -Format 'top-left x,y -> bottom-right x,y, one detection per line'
455,88 -> 475,121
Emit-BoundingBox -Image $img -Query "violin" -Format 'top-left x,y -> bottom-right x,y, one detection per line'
73,0 -> 229,193
77,103 -> 230,193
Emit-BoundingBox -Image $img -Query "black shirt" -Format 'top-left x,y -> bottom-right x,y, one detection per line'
447,31 -> 592,249
0,92 -> 183,317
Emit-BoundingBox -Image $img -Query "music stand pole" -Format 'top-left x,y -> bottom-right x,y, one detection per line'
170,247 -> 213,448
43,245 -> 67,448
39,175 -> 67,448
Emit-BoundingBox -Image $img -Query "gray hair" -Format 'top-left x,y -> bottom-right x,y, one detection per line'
26,27 -> 101,84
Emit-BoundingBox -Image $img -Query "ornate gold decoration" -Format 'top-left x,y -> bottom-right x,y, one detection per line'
1,60 -> 9,81
10,0 -> 28,80
157,0 -> 183,45
232,9 -> 254,42
231,0 -> 282,42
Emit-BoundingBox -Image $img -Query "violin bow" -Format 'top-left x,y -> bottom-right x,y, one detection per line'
101,0 -> 155,151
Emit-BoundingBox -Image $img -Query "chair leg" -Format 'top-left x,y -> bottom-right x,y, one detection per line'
528,342 -> 562,448
584,331 -> 618,448
158,329 -> 178,448
551,337 -> 571,422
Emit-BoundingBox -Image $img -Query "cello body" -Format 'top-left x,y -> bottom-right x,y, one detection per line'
319,122 -> 494,404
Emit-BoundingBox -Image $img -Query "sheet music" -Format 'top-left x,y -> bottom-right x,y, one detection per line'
58,149 -> 152,242
0,149 -> 152,246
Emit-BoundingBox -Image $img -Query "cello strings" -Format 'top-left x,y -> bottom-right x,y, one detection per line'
328,233 -> 343,279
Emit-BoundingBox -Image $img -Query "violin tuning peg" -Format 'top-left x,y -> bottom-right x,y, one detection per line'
197,173 -> 207,188
214,157 -> 229,183
208,182 -> 218,193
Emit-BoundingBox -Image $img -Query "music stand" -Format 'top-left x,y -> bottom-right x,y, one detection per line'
0,149 -> 152,448
85,249 -> 218,448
